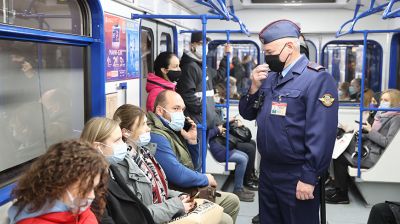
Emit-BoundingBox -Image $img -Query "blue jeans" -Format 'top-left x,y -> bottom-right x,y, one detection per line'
229,149 -> 248,191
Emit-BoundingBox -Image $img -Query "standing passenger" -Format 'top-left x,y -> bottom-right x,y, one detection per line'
8,140 -> 109,224
146,52 -> 181,112
239,19 -> 338,224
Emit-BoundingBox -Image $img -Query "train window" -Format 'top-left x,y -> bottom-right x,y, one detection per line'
141,28 -> 154,76
391,34 -> 400,89
208,40 -> 260,99
160,32 -> 172,53
178,33 -> 191,58
0,0 -> 85,35
305,40 -> 317,62
0,40 -> 84,186
322,41 -> 382,103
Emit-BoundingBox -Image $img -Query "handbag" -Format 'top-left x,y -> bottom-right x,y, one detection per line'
226,120 -> 252,143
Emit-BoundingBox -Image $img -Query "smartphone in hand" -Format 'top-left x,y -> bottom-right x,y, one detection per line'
354,120 -> 367,125
183,118 -> 192,131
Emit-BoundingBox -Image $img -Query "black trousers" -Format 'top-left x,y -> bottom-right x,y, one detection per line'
367,203 -> 396,224
236,140 -> 256,180
333,154 -> 351,192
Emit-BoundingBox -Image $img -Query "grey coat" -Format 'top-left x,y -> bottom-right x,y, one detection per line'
116,144 -> 185,224
366,113 -> 400,148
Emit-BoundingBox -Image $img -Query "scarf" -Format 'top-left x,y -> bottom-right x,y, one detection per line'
132,146 -> 169,204
372,111 -> 400,131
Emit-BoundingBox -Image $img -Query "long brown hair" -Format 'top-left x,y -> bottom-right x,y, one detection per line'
12,140 -> 109,218
113,104 -> 146,141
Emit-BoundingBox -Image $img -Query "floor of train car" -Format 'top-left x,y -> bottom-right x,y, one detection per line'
214,175 -> 372,224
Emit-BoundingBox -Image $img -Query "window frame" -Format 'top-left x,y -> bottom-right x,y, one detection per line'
321,40 -> 383,100
0,0 -> 105,206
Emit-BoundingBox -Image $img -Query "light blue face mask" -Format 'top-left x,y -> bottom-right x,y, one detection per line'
338,90 -> 343,97
379,101 -> 391,109
349,86 -> 356,95
124,129 -> 151,147
161,108 -> 185,131
135,132 -> 151,147
99,142 -> 127,164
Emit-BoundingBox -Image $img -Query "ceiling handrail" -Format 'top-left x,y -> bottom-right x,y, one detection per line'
336,0 -> 389,37
382,0 -> 400,19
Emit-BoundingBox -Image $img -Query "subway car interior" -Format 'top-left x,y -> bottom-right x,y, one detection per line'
1,0 -> 400,223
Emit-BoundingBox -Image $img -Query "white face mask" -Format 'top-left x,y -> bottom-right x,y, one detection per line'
66,190 -> 94,214
379,101 -> 391,109
99,142 -> 127,164
194,45 -> 207,60
161,108 -> 185,131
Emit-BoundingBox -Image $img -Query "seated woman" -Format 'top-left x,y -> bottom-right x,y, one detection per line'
80,117 -> 155,224
146,52 -> 181,112
338,82 -> 351,101
8,140 -> 108,224
208,123 -> 255,202
326,89 -> 400,204
112,104 -> 195,223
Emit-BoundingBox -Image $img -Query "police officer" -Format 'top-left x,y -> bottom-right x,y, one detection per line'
239,19 -> 338,224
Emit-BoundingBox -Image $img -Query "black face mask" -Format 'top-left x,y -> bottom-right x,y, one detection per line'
167,70 -> 182,82
300,45 -> 309,59
264,43 -> 290,73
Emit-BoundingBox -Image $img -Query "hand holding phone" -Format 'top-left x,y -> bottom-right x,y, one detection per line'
183,118 -> 192,131
354,120 -> 367,125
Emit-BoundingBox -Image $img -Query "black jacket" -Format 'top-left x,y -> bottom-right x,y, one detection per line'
100,165 -> 155,224
176,52 -> 227,129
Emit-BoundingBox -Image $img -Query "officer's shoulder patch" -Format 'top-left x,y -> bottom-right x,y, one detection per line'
319,94 -> 335,107
307,62 -> 325,72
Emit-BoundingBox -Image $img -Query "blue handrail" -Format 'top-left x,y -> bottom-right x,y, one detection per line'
336,0 -> 389,37
336,1 -> 400,177
382,0 -> 400,19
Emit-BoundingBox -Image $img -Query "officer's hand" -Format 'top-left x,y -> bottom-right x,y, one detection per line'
205,174 -> 218,187
181,118 -> 197,144
296,181 -> 315,200
249,64 -> 269,94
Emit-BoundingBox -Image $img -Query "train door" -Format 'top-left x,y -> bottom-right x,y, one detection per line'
140,20 -> 156,111
139,21 -> 174,111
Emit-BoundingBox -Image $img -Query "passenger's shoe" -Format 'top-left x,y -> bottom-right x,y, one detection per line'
252,214 -> 260,224
325,177 -> 336,190
244,180 -> 258,191
243,188 -> 255,196
325,189 -> 349,204
233,189 -> 255,202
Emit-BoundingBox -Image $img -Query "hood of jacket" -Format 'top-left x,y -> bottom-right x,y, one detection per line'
146,73 -> 176,93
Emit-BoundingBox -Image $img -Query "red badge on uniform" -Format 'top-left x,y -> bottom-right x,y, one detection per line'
319,94 -> 335,107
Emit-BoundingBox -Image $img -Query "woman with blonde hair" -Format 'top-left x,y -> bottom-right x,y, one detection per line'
326,89 -> 400,204
8,140 -> 108,224
80,117 -> 155,224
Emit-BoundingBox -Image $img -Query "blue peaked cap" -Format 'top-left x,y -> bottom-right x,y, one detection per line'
259,19 -> 301,44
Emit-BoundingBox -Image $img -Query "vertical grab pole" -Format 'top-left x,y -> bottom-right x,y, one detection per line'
357,31 -> 368,178
225,30 -> 231,171
201,15 -> 208,173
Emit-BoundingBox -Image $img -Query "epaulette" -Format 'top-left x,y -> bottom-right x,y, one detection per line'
307,61 -> 325,72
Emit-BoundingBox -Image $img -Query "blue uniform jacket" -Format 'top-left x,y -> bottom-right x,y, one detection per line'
239,56 -> 338,185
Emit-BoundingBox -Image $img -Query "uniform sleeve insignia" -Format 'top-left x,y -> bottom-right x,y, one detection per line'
307,62 -> 325,72
319,94 -> 335,107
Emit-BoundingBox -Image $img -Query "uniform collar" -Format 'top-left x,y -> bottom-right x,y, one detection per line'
276,55 -> 308,87
282,54 -> 303,77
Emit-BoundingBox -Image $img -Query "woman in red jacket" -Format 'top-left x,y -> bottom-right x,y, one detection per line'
8,140 -> 109,224
146,52 -> 181,112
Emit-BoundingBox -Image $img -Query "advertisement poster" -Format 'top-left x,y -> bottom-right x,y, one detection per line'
126,20 -> 140,79
105,13 -> 127,81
